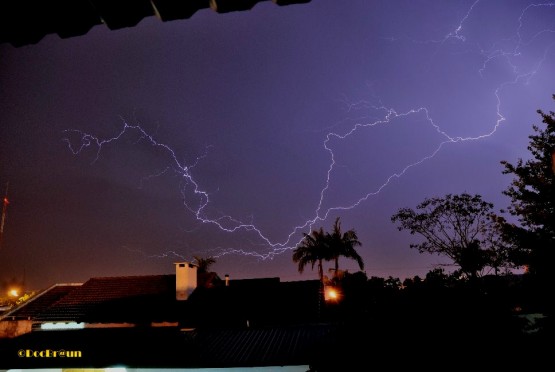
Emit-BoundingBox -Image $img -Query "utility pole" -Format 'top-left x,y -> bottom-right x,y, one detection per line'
0,182 -> 9,251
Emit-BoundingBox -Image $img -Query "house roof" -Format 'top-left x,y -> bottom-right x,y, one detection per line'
8,274 -> 322,326
0,0 -> 311,47
35,275 -> 176,322
0,283 -> 81,320
192,323 -> 335,368
0,275 -> 328,368
0,323 -> 336,368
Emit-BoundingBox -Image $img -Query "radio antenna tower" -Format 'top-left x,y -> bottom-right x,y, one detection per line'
0,181 -> 9,251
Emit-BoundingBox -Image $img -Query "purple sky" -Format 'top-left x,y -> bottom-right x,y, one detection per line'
1,0 -> 554,290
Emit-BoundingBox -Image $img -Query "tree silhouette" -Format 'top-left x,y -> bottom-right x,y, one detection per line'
391,193 -> 511,279
498,94 -> 555,279
293,218 -> 365,284
328,217 -> 364,275
292,227 -> 328,284
193,255 -> 216,274
424,267 -> 449,287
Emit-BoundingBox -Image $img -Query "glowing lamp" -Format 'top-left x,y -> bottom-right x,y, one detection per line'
8,289 -> 19,297
324,286 -> 340,302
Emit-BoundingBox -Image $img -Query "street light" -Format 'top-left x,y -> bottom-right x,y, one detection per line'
324,286 -> 341,302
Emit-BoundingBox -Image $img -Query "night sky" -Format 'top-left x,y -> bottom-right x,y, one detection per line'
1,0 -> 554,290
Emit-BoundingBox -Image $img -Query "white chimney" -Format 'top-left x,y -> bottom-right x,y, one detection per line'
175,262 -> 197,301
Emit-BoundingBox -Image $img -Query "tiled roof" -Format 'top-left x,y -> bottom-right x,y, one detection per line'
7,275 -> 322,326
193,323 -> 335,367
0,323 -> 335,368
0,283 -> 81,320
35,275 -> 176,322
0,275 -> 329,367
1,0 -> 311,47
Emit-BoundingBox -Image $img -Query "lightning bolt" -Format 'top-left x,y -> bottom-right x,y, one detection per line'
63,1 -> 555,264
444,0 -> 481,43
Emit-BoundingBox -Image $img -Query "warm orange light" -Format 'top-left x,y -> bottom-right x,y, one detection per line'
8,289 -> 19,297
324,286 -> 340,302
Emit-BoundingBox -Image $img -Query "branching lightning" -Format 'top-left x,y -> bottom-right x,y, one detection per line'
63,1 -> 555,263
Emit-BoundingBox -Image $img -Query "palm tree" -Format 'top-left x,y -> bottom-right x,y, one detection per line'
193,255 -> 216,274
328,217 -> 364,275
292,227 -> 329,284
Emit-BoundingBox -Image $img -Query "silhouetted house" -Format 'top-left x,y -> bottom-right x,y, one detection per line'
188,276 -> 322,328
1,268 -> 321,332
34,275 -> 180,328
0,262 -> 328,369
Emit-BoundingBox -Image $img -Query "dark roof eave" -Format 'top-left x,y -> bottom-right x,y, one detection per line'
0,0 -> 312,47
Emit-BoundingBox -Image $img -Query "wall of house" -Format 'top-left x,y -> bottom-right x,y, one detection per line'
0,319 -> 32,338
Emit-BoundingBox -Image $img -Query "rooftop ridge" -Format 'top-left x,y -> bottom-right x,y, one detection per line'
87,274 -> 174,280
